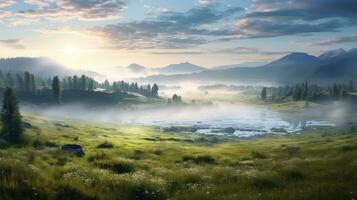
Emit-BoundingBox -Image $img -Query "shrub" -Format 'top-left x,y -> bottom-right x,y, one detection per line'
281,168 -> 305,180
153,149 -> 163,155
55,184 -> 97,200
130,183 -> 166,200
95,159 -> 135,174
250,174 -> 279,190
96,141 -> 114,149
87,152 -> 108,162
182,155 -> 215,164
281,146 -> 300,154
251,151 -> 267,159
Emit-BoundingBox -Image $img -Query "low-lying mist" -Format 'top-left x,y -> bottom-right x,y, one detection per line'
21,99 -> 353,137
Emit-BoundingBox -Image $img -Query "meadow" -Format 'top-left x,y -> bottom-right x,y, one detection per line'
0,113 -> 356,200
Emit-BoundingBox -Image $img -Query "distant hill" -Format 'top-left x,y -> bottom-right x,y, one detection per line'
156,62 -> 207,74
139,49 -> 357,85
127,63 -> 147,72
318,48 -> 347,60
212,62 -> 267,70
0,57 -> 105,78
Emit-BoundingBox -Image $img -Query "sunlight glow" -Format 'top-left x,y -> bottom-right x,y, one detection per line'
61,46 -> 81,58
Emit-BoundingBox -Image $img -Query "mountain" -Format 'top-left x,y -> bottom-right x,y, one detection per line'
0,57 -> 105,78
157,62 -> 207,74
127,63 -> 147,72
318,48 -> 347,60
310,48 -> 357,82
212,62 -> 267,70
139,50 -> 357,85
0,57 -> 72,77
266,52 -> 320,66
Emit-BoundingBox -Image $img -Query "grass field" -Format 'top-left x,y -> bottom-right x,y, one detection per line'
0,113 -> 356,200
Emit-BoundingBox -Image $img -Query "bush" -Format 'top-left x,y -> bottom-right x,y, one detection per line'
182,155 -> 215,164
130,183 -> 166,200
251,151 -> 267,159
87,152 -> 108,162
281,145 -> 300,154
95,159 -> 135,174
281,168 -> 305,180
55,184 -> 97,200
96,141 -> 114,149
250,175 -> 279,190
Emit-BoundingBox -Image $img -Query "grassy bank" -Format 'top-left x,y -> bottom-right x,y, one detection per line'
0,114 -> 356,200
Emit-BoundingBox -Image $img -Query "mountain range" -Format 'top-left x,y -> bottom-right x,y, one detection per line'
1,48 -> 356,85
139,48 -> 357,85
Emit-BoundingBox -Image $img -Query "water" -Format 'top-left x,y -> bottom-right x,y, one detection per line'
26,101 -> 335,137
117,102 -> 335,137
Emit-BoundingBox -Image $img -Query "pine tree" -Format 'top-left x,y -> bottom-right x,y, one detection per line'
30,74 -> 36,94
80,75 -> 87,91
261,87 -> 267,100
24,72 -> 31,92
151,83 -> 159,96
1,88 -> 23,143
88,80 -> 95,92
52,76 -> 62,104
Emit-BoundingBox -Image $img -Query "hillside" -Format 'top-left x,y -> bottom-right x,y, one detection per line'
0,57 -> 105,78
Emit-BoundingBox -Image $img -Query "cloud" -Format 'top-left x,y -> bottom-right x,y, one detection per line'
231,0 -> 357,39
0,0 -> 15,8
19,0 -> 126,21
313,35 -> 357,46
0,39 -> 25,49
87,6 -> 243,49
149,46 -> 290,55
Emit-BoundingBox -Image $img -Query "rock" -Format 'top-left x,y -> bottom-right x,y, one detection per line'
223,127 -> 235,134
59,144 -> 85,156
23,122 -> 32,129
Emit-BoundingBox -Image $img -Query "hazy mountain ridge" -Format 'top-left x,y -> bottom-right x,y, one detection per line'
0,57 -> 105,79
139,48 -> 357,85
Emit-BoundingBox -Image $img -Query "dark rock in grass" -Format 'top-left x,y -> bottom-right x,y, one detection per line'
23,122 -> 32,129
223,127 -> 235,134
59,144 -> 85,156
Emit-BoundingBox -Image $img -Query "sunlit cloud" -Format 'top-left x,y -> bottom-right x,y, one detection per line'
0,39 -> 25,49
312,35 -> 357,46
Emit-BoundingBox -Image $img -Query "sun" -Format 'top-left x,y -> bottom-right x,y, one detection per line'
61,46 -> 81,58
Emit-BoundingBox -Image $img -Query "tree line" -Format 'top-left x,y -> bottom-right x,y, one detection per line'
0,70 -> 160,103
261,81 -> 355,102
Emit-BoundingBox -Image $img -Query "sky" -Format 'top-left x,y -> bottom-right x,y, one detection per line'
0,0 -> 357,70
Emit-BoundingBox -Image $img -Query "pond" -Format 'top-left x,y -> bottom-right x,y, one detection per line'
117,102 -> 335,137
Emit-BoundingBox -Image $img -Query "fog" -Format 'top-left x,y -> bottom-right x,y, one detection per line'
21,98 -> 350,137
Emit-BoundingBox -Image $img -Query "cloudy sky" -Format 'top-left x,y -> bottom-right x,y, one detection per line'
0,0 -> 356,69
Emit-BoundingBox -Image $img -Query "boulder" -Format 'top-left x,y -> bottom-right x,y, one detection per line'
59,144 -> 85,156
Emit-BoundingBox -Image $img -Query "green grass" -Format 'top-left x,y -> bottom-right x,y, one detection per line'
0,113 -> 356,200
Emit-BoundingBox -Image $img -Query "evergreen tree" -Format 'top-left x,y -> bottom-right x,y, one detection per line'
0,88 -> 23,143
24,72 -> 31,92
30,74 -> 36,94
5,72 -> 14,88
16,73 -> 25,90
80,75 -> 87,90
348,80 -> 354,92
88,79 -> 95,92
151,83 -> 159,96
52,76 -> 61,103
261,87 -> 267,100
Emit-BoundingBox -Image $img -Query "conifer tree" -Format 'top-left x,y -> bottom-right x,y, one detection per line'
0,88 -> 23,143
52,76 -> 61,104
261,87 -> 267,100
